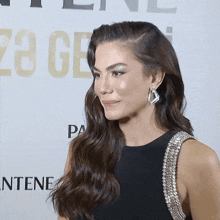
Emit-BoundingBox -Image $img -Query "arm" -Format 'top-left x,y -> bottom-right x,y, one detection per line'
182,140 -> 220,220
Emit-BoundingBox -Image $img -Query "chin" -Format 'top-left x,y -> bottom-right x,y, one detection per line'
103,111 -> 120,121
104,112 -> 130,122
104,114 -> 120,121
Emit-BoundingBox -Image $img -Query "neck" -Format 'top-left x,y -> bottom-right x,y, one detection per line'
119,107 -> 167,146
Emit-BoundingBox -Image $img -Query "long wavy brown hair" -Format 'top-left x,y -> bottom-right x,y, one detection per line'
49,21 -> 193,220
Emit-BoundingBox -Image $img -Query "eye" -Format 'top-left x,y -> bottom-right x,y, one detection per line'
92,72 -> 100,79
112,71 -> 125,76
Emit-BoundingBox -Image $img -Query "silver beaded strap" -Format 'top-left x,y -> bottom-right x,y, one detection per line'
162,131 -> 195,220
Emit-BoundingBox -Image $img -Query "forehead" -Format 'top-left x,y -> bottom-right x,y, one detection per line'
95,41 -> 137,68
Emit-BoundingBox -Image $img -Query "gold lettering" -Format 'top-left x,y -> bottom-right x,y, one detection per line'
0,29 -> 12,76
48,31 -> 70,77
15,30 -> 36,77
73,32 -> 91,78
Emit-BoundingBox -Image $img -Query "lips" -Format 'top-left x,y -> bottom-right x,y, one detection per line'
102,100 -> 118,104
102,100 -> 119,107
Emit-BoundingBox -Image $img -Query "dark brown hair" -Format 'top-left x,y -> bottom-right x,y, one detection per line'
49,21 -> 193,220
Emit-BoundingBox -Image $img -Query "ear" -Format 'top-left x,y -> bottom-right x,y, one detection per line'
150,69 -> 165,89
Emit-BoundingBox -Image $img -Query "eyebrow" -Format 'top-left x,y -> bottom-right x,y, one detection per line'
93,63 -> 128,72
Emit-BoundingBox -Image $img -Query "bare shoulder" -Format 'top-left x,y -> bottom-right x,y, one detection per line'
179,139 -> 220,191
180,139 -> 220,169
179,139 -> 220,180
178,139 -> 220,219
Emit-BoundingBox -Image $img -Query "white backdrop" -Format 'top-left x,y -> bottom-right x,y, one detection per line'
0,1 -> 220,219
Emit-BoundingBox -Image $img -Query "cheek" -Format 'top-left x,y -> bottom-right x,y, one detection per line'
115,79 -> 140,97
93,81 -> 99,94
117,81 -> 126,90
114,80 -> 131,95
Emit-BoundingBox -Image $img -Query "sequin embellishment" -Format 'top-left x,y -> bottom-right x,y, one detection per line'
162,131 -> 195,220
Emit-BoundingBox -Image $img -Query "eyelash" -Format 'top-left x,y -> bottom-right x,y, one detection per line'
93,71 -> 125,78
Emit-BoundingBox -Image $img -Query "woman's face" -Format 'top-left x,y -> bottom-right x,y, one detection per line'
93,41 -> 153,121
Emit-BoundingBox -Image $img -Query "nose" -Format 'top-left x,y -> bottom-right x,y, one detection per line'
97,75 -> 113,94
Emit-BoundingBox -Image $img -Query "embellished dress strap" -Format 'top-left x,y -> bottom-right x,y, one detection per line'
162,131 -> 196,220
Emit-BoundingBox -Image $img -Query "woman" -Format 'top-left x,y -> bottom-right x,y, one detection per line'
50,21 -> 220,220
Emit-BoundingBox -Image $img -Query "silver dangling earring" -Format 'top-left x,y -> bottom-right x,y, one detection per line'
148,88 -> 160,105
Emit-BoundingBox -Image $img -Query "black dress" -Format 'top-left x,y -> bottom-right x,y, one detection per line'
83,131 -> 195,220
